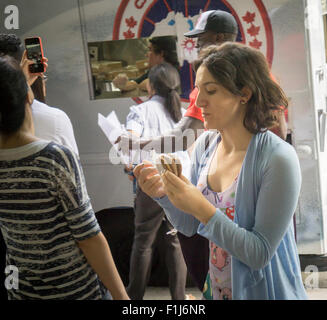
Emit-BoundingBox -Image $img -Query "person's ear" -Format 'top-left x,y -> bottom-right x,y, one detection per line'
159,50 -> 165,63
215,33 -> 225,44
240,87 -> 252,105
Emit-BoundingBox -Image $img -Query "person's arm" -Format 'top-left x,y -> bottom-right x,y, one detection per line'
117,116 -> 204,154
20,50 -> 48,86
138,78 -> 149,92
55,146 -> 128,299
133,162 -> 201,237
142,116 -> 204,151
113,73 -> 148,92
78,233 -> 129,300
161,142 -> 302,270
133,132 -> 215,236
155,194 -> 202,236
112,73 -> 136,92
119,80 -> 139,92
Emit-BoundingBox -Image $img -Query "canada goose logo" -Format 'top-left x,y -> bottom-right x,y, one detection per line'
113,0 -> 273,102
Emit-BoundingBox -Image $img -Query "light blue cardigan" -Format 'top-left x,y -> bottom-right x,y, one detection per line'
156,130 -> 308,300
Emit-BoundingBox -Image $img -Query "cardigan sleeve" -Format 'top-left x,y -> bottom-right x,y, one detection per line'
155,195 -> 200,236
198,142 -> 302,270
154,131 -> 217,236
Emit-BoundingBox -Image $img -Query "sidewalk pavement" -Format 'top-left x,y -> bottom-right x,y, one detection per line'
143,286 -> 327,300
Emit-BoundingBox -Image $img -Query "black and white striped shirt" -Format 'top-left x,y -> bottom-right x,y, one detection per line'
0,141 -> 102,300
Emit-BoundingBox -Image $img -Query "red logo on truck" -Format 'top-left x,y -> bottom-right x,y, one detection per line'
113,0 -> 273,102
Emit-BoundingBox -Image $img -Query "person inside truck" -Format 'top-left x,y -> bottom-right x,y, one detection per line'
0,55 -> 129,300
112,36 -> 179,93
134,43 -> 308,300
124,62 -> 188,300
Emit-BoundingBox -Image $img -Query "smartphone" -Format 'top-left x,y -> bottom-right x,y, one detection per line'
24,37 -> 45,73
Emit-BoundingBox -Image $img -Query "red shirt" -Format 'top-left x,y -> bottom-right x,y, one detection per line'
184,88 -> 203,122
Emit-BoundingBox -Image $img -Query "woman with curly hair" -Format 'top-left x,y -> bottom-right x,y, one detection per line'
134,42 -> 307,300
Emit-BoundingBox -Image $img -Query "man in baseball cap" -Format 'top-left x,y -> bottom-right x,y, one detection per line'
184,10 -> 238,49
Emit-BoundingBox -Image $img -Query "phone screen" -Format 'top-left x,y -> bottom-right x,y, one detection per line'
25,38 -> 44,73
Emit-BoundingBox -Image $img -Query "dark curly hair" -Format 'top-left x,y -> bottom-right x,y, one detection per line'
0,33 -> 24,62
193,42 -> 288,134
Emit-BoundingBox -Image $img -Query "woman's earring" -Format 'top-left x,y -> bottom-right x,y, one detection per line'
241,100 -> 247,105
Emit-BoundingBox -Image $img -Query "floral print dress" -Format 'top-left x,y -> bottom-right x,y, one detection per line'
197,150 -> 238,300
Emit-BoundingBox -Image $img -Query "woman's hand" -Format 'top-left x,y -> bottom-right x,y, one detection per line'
161,170 -> 216,224
112,73 -> 128,89
124,164 -> 135,182
20,50 -> 48,86
134,161 -> 166,199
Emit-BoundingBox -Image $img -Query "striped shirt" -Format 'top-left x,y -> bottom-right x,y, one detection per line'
0,141 -> 102,300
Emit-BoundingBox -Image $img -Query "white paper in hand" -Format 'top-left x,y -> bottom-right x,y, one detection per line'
98,111 -> 125,143
98,111 -> 129,164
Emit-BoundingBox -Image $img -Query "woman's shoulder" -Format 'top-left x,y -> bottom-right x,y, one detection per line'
42,141 -> 75,156
254,131 -> 299,170
40,142 -> 79,170
129,96 -> 166,116
128,99 -> 152,114
256,131 -> 296,156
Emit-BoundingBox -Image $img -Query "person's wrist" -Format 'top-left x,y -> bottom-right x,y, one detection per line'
194,199 -> 216,225
27,75 -> 37,86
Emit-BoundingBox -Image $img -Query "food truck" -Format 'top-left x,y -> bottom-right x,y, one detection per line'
1,0 -> 326,287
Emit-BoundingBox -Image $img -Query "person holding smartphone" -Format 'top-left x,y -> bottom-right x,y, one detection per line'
0,55 -> 129,300
0,33 -> 79,155
0,33 -> 79,300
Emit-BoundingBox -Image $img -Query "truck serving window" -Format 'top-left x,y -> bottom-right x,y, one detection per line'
87,36 -> 179,101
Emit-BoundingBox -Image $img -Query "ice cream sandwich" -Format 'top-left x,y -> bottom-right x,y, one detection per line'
159,154 -> 182,177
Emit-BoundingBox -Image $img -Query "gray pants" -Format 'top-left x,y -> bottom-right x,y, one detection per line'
127,188 -> 187,300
